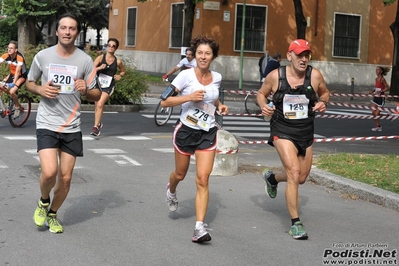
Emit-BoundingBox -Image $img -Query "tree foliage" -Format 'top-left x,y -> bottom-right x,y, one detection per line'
2,0 -> 109,50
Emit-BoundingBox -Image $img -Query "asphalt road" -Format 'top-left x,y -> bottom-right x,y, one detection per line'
0,110 -> 398,266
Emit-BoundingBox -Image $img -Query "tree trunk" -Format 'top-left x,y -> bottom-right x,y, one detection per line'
18,17 -> 36,53
293,0 -> 307,39
389,3 -> 399,97
182,0 -> 196,47
96,29 -> 102,49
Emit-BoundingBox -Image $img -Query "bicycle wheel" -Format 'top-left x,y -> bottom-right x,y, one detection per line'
154,101 -> 173,126
244,92 -> 260,115
8,94 -> 31,127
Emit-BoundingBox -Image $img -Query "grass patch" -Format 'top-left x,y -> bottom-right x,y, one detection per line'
313,153 -> 399,194
146,74 -> 163,83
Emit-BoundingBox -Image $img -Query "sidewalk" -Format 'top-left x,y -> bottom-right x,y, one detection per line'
143,73 -> 399,212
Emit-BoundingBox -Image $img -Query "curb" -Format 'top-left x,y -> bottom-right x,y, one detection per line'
309,168 -> 399,212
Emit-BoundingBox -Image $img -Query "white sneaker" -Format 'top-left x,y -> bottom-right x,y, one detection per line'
165,183 -> 178,212
13,108 -> 20,119
371,126 -> 382,131
192,223 -> 212,243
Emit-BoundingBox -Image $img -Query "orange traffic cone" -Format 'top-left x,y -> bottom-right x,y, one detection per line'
395,103 -> 399,114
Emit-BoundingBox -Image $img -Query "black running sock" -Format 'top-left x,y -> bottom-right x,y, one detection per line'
268,173 -> 278,186
40,197 -> 50,204
291,217 -> 300,226
48,209 -> 57,215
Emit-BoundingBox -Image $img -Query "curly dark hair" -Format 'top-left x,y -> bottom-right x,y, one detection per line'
377,66 -> 391,76
190,35 -> 219,59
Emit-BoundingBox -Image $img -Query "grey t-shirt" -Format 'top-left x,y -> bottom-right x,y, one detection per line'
28,46 -> 97,133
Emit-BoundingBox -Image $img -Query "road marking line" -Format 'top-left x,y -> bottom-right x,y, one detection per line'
117,136 -> 151,140
104,155 -> 141,166
4,136 -> 36,140
152,148 -> 174,153
88,149 -> 126,154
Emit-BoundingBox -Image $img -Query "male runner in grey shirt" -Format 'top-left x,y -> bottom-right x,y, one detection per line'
26,13 -> 101,233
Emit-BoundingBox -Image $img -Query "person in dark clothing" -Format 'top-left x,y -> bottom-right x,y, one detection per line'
91,38 -> 126,137
263,53 -> 282,79
256,39 -> 330,240
258,51 -> 269,84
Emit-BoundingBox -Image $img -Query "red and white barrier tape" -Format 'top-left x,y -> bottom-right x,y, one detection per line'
216,149 -> 238,154
221,90 -> 399,99
329,101 -> 397,113
315,114 -> 399,120
330,93 -> 399,98
237,135 -> 399,145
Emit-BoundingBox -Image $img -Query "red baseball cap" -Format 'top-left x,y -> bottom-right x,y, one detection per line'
288,39 -> 311,55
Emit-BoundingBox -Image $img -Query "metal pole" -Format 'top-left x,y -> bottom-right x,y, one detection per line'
238,0 -> 246,90
350,77 -> 354,101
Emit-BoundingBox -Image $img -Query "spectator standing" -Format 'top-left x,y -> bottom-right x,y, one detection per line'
258,51 -> 269,85
263,52 -> 282,79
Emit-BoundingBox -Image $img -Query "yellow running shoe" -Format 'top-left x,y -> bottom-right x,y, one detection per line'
46,213 -> 63,234
33,200 -> 49,227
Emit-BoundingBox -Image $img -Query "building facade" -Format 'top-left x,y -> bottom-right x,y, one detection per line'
107,0 -> 396,85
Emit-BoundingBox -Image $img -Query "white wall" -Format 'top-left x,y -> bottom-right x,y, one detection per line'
116,50 -> 391,87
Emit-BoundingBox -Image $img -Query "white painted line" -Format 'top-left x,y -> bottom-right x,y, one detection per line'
0,159 -> 8,168
104,155 -> 141,166
117,136 -> 151,140
83,136 -> 95,140
25,149 -> 37,154
223,126 -> 269,132
88,149 -> 126,154
4,136 -> 36,140
152,148 -> 174,153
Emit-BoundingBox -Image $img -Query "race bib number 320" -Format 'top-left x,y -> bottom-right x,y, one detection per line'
48,63 -> 78,94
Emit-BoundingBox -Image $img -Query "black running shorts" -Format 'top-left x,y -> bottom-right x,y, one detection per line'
36,129 -> 83,157
173,121 -> 217,155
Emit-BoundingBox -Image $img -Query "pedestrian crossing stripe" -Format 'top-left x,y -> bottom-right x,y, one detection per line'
103,155 -> 141,166
117,136 -> 151,140
4,136 -> 36,140
88,149 -> 126,154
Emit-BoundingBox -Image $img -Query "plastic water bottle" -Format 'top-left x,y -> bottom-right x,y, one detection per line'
264,102 -> 274,122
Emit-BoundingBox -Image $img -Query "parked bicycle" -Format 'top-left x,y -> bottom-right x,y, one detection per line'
0,82 -> 31,127
244,90 -> 260,115
244,89 -> 273,115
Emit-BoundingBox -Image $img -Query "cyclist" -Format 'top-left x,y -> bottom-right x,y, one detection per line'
0,41 -> 28,118
162,47 -> 197,81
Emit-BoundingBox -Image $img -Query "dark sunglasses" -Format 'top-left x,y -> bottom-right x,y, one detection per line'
107,44 -> 116,48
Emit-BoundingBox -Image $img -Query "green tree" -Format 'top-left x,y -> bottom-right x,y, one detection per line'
293,0 -> 307,39
383,0 -> 399,96
3,0 -> 55,52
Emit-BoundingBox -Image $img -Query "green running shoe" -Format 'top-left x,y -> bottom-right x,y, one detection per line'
289,221 -> 308,240
46,213 -> 63,234
33,200 -> 49,227
262,169 -> 278,198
